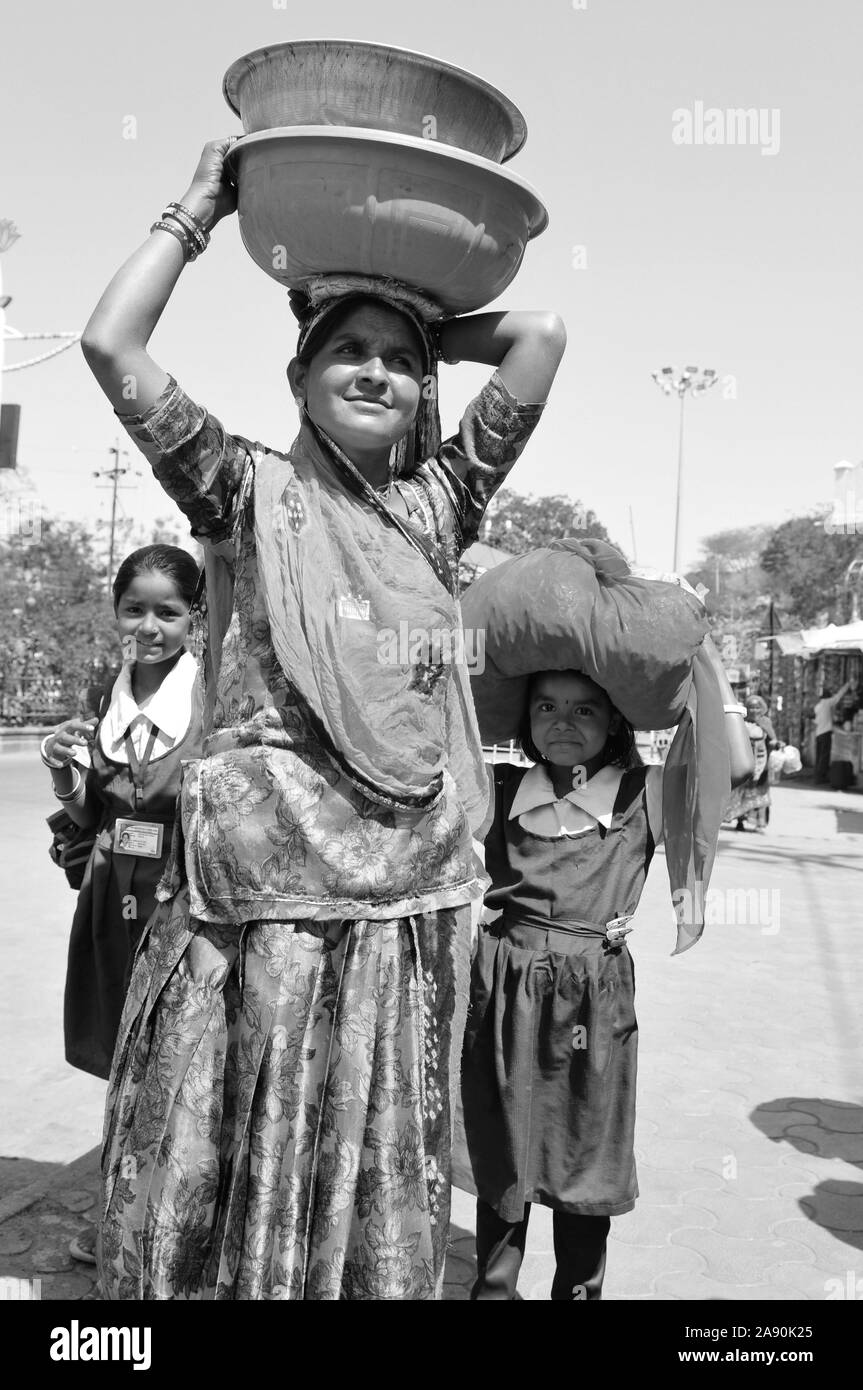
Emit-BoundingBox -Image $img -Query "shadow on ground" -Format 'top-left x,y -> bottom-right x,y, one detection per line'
444,1221 -> 475,1300
751,1098 -> 863,1254
0,1156 -> 59,1204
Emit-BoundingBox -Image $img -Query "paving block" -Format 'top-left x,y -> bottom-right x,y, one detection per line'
0,1228 -> 32,1255
654,1269 -> 804,1301
743,1108 -> 821,1141
443,1253 -> 475,1287
58,1188 -> 97,1214
784,1101 -> 863,1134
692,1140 -> 794,1178
783,1126 -> 863,1164
682,1165 -> 813,1202
669,1227 -> 816,1283
611,1201 -> 715,1247
638,1137 -> 741,1172
679,1189 -> 808,1240
35,1269 -> 97,1300
31,1245 -> 73,1274
637,1164 -> 724,1205
797,1185 -> 863,1233
769,1260 -> 861,1301
602,1239 -> 708,1298
769,1216 -> 861,1262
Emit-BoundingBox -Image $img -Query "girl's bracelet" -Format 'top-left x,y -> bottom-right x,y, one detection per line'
54,766 -> 83,801
723,702 -> 747,716
40,734 -> 66,769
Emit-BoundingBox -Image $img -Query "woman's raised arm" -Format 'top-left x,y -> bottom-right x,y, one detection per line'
437,309 -> 567,405
81,138 -> 238,416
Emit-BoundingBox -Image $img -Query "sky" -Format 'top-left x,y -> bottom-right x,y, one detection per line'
2,0 -> 862,572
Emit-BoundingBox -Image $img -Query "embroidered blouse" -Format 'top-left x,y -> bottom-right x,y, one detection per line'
118,373 -> 544,924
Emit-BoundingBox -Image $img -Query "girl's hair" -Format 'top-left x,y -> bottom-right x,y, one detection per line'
517,671 -> 642,770
295,294 -> 427,371
112,545 -> 200,611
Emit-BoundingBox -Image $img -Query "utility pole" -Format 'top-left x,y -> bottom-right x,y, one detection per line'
94,441 -> 140,590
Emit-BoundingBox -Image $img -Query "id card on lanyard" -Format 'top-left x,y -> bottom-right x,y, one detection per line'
113,724 -> 164,858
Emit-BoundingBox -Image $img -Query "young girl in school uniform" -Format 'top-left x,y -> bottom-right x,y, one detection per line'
458,642 -> 753,1301
42,544 -> 203,1084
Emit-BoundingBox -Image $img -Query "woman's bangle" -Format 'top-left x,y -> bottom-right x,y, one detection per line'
723,702 -> 747,716
430,321 -> 460,366
40,734 -> 65,769
150,218 -> 197,261
164,202 -> 209,254
54,766 -> 82,801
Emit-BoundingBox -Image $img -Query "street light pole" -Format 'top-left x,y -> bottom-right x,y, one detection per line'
651,365 -> 719,573
0,220 -> 22,419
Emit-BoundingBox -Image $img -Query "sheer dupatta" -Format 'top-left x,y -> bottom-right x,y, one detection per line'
252,419 -> 488,830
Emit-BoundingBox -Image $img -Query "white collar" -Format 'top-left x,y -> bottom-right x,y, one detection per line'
102,649 -> 198,745
509,762 -> 625,830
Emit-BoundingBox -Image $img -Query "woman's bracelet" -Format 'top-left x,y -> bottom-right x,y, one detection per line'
150,218 -> 198,262
723,702 -> 747,716
40,734 -> 65,769
164,202 -> 209,255
54,766 -> 83,801
430,321 -> 461,366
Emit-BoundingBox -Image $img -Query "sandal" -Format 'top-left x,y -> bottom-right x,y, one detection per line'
69,1224 -> 97,1265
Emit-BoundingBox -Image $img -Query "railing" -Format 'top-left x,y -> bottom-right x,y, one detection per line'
482,741 -> 532,766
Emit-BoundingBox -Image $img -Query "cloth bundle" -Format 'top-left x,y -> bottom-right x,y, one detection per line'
463,538 -> 709,740
462,538 -> 731,951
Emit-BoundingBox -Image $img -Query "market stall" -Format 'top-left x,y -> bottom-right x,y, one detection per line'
756,622 -> 863,775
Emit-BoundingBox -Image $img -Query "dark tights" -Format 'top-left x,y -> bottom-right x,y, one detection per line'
471,1199 -> 610,1301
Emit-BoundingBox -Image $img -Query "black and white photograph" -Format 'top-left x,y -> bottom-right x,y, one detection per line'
1,0 -> 861,1355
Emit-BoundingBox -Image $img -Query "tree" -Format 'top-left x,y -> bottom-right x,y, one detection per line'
685,524 -> 775,667
759,512 -> 861,626
0,519 -> 118,724
480,488 -> 614,556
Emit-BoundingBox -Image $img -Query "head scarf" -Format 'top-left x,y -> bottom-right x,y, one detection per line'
289,274 -> 445,478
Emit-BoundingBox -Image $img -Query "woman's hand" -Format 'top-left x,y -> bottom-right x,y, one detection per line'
178,137 -> 240,233
46,718 -> 98,766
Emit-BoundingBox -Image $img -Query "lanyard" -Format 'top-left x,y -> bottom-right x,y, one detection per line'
124,724 -> 159,811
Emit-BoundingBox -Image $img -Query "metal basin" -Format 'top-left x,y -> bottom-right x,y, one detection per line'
223,39 -> 527,163
226,128 -> 548,315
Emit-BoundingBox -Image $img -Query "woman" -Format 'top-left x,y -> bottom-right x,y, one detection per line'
81,137 -> 565,1299
725,693 -> 776,830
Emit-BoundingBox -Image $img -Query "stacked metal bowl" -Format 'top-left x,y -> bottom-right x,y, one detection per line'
223,40 -> 548,314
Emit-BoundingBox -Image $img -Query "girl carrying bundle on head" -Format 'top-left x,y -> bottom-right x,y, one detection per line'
80,137 -> 566,1300
453,543 -> 754,1300
40,543 -> 203,1261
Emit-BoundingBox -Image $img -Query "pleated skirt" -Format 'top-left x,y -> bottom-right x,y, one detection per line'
98,887 -> 470,1300
453,921 -> 639,1222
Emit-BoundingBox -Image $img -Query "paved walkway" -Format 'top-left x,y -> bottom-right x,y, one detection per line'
3,754 -> 862,1300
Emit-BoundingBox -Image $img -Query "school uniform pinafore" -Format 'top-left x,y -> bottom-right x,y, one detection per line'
64,683 -> 203,1080
456,761 -> 655,1223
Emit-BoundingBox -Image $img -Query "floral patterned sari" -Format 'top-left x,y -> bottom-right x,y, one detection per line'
98,370 -> 543,1299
